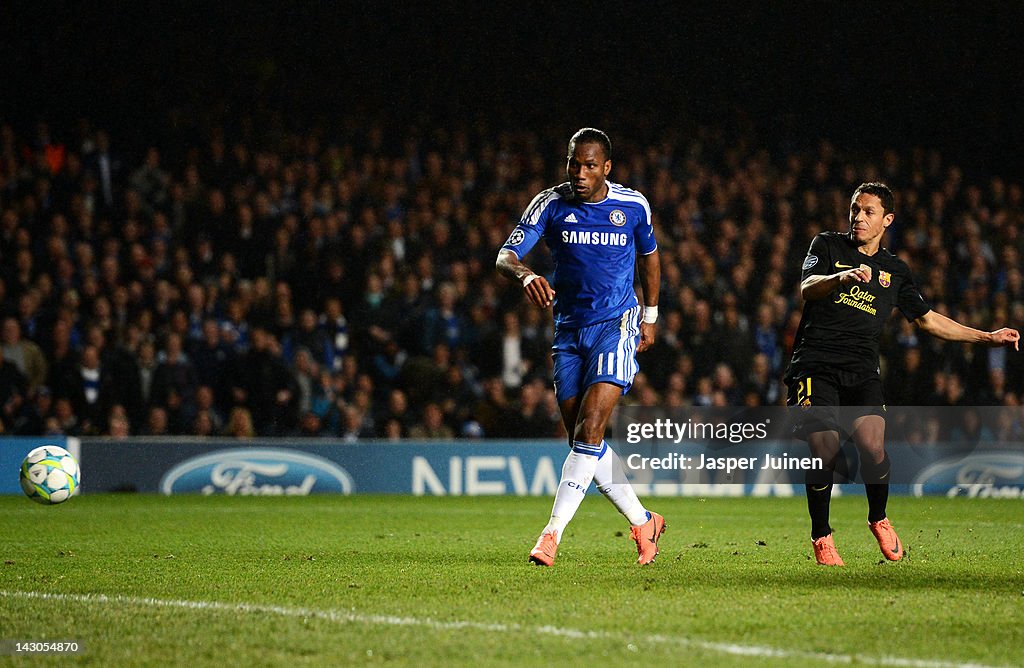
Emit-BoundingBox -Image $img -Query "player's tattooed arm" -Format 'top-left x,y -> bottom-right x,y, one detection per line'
496,249 -> 555,308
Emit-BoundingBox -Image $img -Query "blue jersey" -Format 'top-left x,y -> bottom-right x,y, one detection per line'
502,180 -> 657,328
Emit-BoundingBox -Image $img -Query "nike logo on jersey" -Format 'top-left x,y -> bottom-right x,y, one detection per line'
835,262 -> 854,269
564,213 -> 578,223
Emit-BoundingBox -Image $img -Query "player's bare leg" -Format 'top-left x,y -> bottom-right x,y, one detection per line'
851,415 -> 902,560
559,393 -> 658,527
551,383 -> 664,564
529,385 -> 618,565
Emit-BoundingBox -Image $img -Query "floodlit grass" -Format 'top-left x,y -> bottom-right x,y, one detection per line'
0,494 -> 1020,666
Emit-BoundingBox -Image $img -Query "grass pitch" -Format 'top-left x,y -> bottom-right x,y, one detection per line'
0,494 -> 1021,667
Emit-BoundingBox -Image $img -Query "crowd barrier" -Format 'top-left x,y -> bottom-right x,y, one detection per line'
2,437 -> 1022,497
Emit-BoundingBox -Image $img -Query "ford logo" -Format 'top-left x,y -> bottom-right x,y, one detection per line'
159,449 -> 354,496
912,452 -> 1024,498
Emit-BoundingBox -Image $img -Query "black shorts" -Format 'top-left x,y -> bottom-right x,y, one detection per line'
785,368 -> 886,439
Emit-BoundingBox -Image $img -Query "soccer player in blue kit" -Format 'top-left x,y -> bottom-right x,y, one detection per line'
496,128 -> 665,566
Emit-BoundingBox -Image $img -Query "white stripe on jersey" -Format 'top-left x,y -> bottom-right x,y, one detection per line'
520,189 -> 560,227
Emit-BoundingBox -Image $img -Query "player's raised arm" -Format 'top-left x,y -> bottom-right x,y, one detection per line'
914,310 -> 1020,350
798,234 -> 872,301
496,248 -> 555,309
801,266 -> 873,301
637,249 -> 660,352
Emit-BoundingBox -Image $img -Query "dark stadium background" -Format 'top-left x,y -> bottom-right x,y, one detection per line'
5,3 -> 1023,174
2,2 -> 1024,439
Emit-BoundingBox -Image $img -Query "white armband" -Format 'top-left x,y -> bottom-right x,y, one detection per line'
643,305 -> 659,324
522,274 -> 540,288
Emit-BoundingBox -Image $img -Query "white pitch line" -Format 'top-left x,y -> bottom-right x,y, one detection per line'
0,590 -> 1003,668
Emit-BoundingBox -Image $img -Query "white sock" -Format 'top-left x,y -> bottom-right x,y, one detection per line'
542,442 -> 601,542
593,441 -> 650,526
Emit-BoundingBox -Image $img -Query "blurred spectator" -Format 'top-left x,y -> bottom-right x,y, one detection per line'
408,402 -> 455,439
474,378 -> 519,437
296,410 -> 325,437
224,406 -> 256,438
420,282 -> 467,355
129,147 -> 170,215
220,298 -> 251,354
150,332 -> 199,430
743,353 -> 781,406
438,364 -> 479,429
194,385 -> 224,433
84,129 -> 123,211
319,297 -> 349,371
476,311 -> 544,389
135,339 -> 159,410
292,348 -> 320,415
143,406 -> 170,436
340,405 -> 374,441
377,388 -> 412,436
282,308 -> 334,368
15,384 -> 52,435
751,304 -> 782,373
53,344 -> 113,434
686,301 -> 718,381
693,377 -> 714,407
0,345 -> 28,433
192,410 -> 216,437
106,404 -> 131,438
382,417 -> 404,441
228,327 -> 298,436
1,317 -> 47,393
509,378 -> 560,438
188,319 -> 234,405
370,338 -> 408,394
51,397 -> 80,435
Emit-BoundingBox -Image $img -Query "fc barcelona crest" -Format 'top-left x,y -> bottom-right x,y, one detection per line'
879,271 -> 891,287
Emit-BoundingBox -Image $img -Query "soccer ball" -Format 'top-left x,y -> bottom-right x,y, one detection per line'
19,445 -> 80,504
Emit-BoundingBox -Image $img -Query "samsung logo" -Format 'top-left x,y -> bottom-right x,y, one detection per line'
911,453 -> 1024,498
160,449 -> 354,496
561,230 -> 628,246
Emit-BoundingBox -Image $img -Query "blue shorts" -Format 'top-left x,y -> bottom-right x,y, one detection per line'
552,305 -> 641,403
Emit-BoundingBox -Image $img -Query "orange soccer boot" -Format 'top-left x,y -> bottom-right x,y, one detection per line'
528,531 -> 559,566
869,518 -> 904,561
629,512 -> 666,565
812,533 -> 845,566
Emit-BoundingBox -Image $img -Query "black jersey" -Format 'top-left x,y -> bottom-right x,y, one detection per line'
786,232 -> 931,379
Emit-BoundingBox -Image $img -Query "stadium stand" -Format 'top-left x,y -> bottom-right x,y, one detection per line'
0,117 -> 1021,438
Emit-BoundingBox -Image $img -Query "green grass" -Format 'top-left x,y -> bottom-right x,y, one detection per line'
0,494 -> 1021,667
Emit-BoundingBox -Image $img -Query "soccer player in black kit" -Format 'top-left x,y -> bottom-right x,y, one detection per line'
785,182 -> 1019,566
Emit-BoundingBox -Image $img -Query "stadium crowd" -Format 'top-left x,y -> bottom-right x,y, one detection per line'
0,116 -> 1021,439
